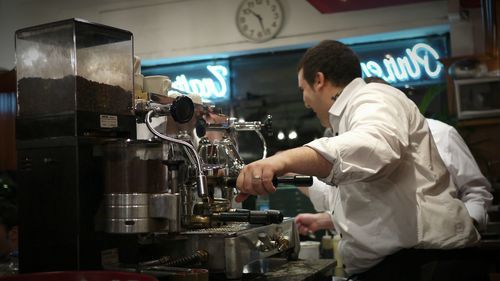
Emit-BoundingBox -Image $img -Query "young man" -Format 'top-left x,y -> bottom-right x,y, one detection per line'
235,40 -> 483,280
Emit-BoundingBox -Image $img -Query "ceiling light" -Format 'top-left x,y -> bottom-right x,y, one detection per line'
277,131 -> 285,140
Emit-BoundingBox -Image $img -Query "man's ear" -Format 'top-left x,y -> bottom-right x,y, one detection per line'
314,72 -> 325,90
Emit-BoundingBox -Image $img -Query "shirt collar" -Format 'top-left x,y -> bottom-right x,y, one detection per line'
328,78 -> 366,117
328,78 -> 366,132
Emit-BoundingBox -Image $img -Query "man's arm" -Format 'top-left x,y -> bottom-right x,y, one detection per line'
447,127 -> 493,230
304,90 -> 409,186
235,146 -> 332,202
236,90 -> 411,201
295,213 -> 335,235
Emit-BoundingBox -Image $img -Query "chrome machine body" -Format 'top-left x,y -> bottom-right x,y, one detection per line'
102,101 -> 304,279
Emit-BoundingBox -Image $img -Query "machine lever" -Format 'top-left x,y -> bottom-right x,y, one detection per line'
224,175 -> 313,188
212,209 -> 283,224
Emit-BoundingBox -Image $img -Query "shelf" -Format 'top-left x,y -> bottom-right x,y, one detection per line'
457,117 -> 500,127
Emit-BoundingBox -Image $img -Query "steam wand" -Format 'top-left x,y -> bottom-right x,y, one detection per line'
145,110 -> 209,202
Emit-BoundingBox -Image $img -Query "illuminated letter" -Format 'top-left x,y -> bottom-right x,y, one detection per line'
189,79 -> 207,98
207,65 -> 228,98
410,43 -> 443,78
173,74 -> 190,92
360,63 -> 372,78
365,61 -> 384,79
382,57 -> 397,83
386,56 -> 409,82
399,50 -> 421,79
202,78 -> 217,98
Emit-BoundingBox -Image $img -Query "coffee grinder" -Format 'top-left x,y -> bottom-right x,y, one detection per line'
15,18 -> 136,273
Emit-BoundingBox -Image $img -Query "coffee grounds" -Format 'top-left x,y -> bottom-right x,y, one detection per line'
18,75 -> 132,116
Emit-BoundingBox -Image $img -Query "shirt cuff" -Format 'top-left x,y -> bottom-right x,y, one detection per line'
326,210 -> 335,228
464,202 -> 488,231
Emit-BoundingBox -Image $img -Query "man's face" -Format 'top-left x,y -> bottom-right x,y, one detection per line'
298,69 -> 330,128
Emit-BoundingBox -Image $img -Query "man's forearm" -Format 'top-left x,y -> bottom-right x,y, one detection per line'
275,146 -> 333,178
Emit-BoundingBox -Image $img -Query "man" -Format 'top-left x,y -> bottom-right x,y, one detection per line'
297,118 -> 493,234
297,78 -> 493,233
0,199 -> 18,276
426,119 -> 493,230
235,40 -> 483,280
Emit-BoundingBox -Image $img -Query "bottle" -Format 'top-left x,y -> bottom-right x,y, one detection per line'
333,234 -> 343,268
321,231 -> 333,259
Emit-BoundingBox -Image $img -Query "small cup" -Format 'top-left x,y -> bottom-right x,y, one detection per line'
143,75 -> 171,96
299,241 -> 320,260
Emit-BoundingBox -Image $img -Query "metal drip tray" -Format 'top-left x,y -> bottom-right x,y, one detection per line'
177,219 -> 300,279
182,223 -> 249,235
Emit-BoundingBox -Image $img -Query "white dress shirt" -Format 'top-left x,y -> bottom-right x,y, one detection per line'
305,78 -> 480,274
308,177 -> 337,212
426,119 -> 493,230
309,119 -> 493,230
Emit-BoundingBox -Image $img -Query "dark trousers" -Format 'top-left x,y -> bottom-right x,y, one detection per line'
350,248 -> 489,281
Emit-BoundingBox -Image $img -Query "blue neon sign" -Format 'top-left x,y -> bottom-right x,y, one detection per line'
353,36 -> 448,86
142,60 -> 230,102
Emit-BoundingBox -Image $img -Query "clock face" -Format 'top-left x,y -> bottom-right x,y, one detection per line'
236,0 -> 284,42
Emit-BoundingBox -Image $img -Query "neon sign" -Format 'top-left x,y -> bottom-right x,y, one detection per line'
354,36 -> 448,86
171,65 -> 229,100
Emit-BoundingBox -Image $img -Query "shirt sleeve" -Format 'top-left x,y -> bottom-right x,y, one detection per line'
305,90 -> 409,186
445,127 -> 493,231
308,177 -> 337,212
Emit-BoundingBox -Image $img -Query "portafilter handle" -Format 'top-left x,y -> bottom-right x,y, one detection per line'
212,209 -> 283,224
224,175 -> 313,188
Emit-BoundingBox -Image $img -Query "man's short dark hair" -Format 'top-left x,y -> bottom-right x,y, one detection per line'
297,40 -> 361,88
364,76 -> 390,85
0,199 -> 17,231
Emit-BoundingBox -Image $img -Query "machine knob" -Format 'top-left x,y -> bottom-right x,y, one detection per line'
170,95 -> 194,124
257,232 -> 274,252
262,115 -> 273,137
195,118 -> 207,137
275,235 -> 290,252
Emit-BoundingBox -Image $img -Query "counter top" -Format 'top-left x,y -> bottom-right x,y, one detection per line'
242,259 -> 335,281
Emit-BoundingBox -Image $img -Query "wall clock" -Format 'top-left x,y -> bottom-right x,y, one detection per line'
236,0 -> 284,42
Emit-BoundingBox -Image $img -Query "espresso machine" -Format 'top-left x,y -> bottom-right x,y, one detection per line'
15,18 -> 309,279
102,103 -> 313,279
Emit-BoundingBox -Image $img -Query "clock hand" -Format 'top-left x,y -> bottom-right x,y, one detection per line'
247,9 -> 265,32
257,17 -> 265,32
247,8 -> 260,18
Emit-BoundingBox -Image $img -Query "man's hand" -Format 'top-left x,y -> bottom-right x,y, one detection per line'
235,155 -> 286,202
234,146 -> 332,202
294,213 -> 335,235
